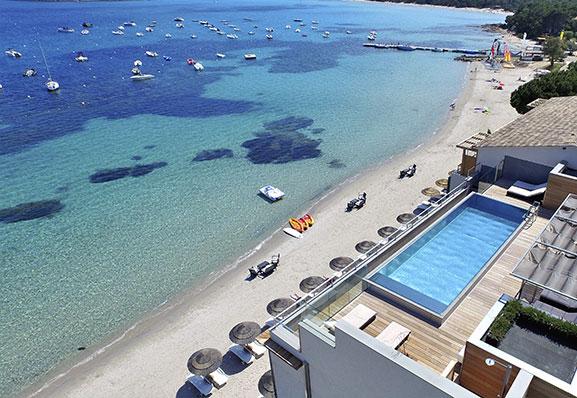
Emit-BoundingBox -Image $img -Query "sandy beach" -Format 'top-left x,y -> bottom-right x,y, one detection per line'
23,40 -> 545,398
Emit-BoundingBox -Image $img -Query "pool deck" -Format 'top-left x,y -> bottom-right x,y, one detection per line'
332,185 -> 550,375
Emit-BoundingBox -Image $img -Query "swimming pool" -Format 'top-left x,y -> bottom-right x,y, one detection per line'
367,193 -> 526,321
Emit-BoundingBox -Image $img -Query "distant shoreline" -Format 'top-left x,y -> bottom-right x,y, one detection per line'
351,0 -> 513,15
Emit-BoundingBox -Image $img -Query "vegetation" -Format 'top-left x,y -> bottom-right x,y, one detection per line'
544,36 -> 566,67
370,0 -> 527,11
510,62 -> 577,113
486,299 -> 577,345
505,0 -> 577,39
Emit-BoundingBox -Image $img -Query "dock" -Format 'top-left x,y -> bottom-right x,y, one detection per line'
362,42 -> 487,56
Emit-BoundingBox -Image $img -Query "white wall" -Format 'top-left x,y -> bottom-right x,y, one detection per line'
281,320 -> 478,398
477,146 -> 577,169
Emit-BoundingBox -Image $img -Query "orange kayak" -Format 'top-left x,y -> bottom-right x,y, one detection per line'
289,218 -> 305,232
303,213 -> 315,226
299,218 -> 309,230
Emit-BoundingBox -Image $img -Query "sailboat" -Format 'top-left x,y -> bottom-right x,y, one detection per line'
39,42 -> 59,92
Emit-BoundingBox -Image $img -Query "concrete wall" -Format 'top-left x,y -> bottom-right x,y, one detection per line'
501,156 -> 553,185
477,147 -> 577,170
293,321 -> 477,398
269,352 -> 307,398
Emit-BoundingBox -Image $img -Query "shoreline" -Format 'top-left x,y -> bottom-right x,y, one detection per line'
348,0 -> 513,15
23,41 -> 539,398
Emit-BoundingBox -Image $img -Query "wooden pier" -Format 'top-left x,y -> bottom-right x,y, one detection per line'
363,42 -> 487,56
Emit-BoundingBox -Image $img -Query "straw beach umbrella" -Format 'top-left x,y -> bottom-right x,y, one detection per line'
355,240 -> 376,253
258,370 -> 276,397
266,298 -> 295,317
421,187 -> 441,197
229,321 -> 261,345
299,276 -> 326,293
378,226 -> 398,238
187,348 -> 223,376
397,213 -> 415,224
435,178 -> 449,188
329,256 -> 353,271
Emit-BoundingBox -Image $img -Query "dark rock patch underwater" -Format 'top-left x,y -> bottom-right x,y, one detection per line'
0,200 -> 64,223
89,161 -> 167,183
192,148 -> 234,162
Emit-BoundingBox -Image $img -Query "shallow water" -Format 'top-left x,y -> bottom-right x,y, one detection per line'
0,0 -> 503,395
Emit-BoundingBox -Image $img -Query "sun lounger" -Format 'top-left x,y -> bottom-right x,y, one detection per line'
324,304 -> 376,332
507,180 -> 547,198
229,344 -> 255,365
186,373 -> 213,396
246,341 -> 267,358
207,368 -> 228,389
376,321 -> 411,349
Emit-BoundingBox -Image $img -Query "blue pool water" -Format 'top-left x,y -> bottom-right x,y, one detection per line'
0,0 -> 504,395
370,194 -> 525,314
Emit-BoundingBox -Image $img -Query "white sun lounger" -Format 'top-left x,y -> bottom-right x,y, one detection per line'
324,304 -> 377,332
507,181 -> 547,198
207,368 -> 228,389
376,321 -> 411,349
246,341 -> 267,359
186,373 -> 213,396
229,344 -> 255,365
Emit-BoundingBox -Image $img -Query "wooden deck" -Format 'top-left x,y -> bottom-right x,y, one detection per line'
332,188 -> 550,375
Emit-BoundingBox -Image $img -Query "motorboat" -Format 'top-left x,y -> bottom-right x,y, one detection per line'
5,49 -> 22,58
130,74 -> 154,81
209,27 -> 218,31
322,31 -> 330,38
165,33 -> 172,38
266,34 -> 273,40
149,20 -> 158,26
131,66 -> 141,75
136,32 -> 144,37
46,79 -> 59,91
22,68 -> 37,77
176,23 -> 184,28
163,55 -> 172,61
226,34 -> 238,39
174,17 -> 184,22
299,22 -> 306,26
248,31 -> 255,35
397,45 -> 415,51
193,62 -> 204,71
123,21 -> 136,27
216,53 -> 226,58
191,34 -> 197,39
118,26 -> 125,31
265,27 -> 273,32
217,31 -> 225,35
312,20 -> 319,24
233,27 -> 241,32
145,27 -> 154,32
259,185 -> 285,201
82,22 -> 93,28
58,27 -> 75,33
367,34 -> 375,41
311,26 -> 318,31
134,59 -> 142,66
80,29 -> 90,35
145,51 -> 158,57
293,18 -> 303,22
75,52 -> 88,62
294,28 -> 300,33
346,30 -> 352,34
112,30 -> 125,35
285,24 -> 291,29
244,53 -> 256,60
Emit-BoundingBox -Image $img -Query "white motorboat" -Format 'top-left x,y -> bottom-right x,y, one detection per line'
134,59 -> 142,66
145,26 -> 154,32
145,51 -> 158,57
259,185 -> 285,201
75,53 -> 88,62
233,27 -> 240,31
216,53 -> 226,58
5,49 -> 22,58
193,62 -> 204,71
322,31 -> 330,38
46,79 -> 59,91
58,27 -> 74,33
136,32 -> 144,37
118,26 -> 125,31
367,34 -> 375,41
80,29 -> 90,35
226,34 -> 238,39
174,17 -> 184,22
244,53 -> 256,60
266,34 -> 273,40
346,30 -> 352,34
312,20 -> 319,24
248,31 -> 255,35
130,74 -> 155,81
311,26 -> 318,31
265,27 -> 273,32
23,68 -> 37,77
165,33 -> 172,38
123,21 -> 136,27
191,34 -> 197,39
112,30 -> 125,35
176,23 -> 184,28
217,31 -> 225,35
294,28 -> 300,33
285,24 -> 291,29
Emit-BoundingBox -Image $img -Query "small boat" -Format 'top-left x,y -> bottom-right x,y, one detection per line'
322,31 -> 330,38
293,18 -> 303,22
299,22 -> 305,26
345,30 -> 352,34
265,27 -> 273,32
163,56 -> 172,61
130,74 -> 155,81
226,34 -> 238,39
145,27 -> 154,32
233,27 -> 240,32
174,17 -> 184,22
193,62 -> 204,71
136,32 -> 144,37
123,21 -> 136,27
145,51 -> 158,57
289,218 -> 305,232
216,53 -> 226,58
217,31 -> 225,35
244,53 -> 256,60
176,23 -> 184,28
312,20 -> 319,24
134,59 -> 142,66
266,34 -> 273,40
80,29 -> 90,35
259,185 -> 285,201
149,20 -> 157,26
5,49 -> 22,58
248,31 -> 255,35
190,34 -> 197,39
58,27 -> 75,33
283,228 -> 302,239
165,33 -> 172,38
285,24 -> 291,29
82,22 -> 93,28
131,66 -> 141,75
46,79 -> 59,91
432,47 -> 443,52
112,30 -> 125,35
22,68 -> 37,77
75,52 -> 88,62
118,26 -> 125,31
367,35 -> 375,41
294,28 -> 300,33
209,27 -> 218,32
311,26 -> 318,31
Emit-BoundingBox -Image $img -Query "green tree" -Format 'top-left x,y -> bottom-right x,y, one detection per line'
543,36 -> 565,67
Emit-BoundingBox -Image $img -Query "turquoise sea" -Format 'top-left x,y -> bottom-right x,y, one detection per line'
0,0 -> 503,395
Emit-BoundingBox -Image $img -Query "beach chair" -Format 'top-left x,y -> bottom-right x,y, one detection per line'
249,261 -> 269,277
324,304 -> 376,332
229,344 -> 255,365
507,180 -> 547,199
186,373 -> 213,397
207,368 -> 228,389
258,261 -> 278,277
246,341 -> 267,359
376,321 -> 411,352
